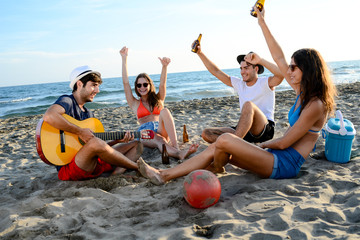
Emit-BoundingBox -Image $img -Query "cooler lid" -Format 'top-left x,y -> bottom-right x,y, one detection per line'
326,110 -> 356,136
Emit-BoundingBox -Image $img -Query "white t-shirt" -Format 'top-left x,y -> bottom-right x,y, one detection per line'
230,76 -> 275,122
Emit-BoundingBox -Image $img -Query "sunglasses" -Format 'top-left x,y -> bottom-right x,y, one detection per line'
289,64 -> 298,72
136,83 -> 149,88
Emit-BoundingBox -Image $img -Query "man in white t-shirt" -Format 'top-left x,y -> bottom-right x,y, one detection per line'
193,42 -> 284,143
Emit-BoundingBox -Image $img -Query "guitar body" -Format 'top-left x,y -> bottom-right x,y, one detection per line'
36,114 -> 105,166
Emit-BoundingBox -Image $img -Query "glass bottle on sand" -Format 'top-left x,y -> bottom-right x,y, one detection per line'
183,124 -> 189,143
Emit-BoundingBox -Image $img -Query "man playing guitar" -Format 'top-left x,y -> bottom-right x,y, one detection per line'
39,65 -> 145,181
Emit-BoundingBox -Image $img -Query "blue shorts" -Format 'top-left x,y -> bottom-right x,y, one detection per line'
267,147 -> 305,179
139,121 -> 159,132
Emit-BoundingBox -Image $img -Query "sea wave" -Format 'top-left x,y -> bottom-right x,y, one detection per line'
38,95 -> 59,102
97,89 -> 124,96
87,102 -> 122,110
0,104 -> 49,118
332,69 -> 358,75
186,88 -> 234,97
329,62 -> 360,75
0,97 -> 32,104
331,65 -> 356,71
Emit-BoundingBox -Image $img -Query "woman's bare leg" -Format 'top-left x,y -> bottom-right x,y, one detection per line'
213,133 -> 274,178
157,108 -> 179,148
138,144 -> 216,185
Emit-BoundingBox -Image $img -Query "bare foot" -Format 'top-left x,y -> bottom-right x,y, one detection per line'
137,158 -> 165,185
112,167 -> 126,175
179,143 -> 199,160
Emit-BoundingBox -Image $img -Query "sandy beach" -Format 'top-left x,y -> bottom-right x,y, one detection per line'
0,82 -> 359,239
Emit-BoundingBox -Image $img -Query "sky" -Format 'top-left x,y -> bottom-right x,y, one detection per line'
0,0 -> 359,87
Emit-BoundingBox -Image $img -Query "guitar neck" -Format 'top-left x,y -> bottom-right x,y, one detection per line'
94,131 -> 140,141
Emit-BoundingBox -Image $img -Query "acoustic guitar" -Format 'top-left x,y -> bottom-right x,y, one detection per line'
35,114 -> 154,166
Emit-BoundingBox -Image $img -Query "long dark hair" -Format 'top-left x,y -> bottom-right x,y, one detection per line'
292,48 -> 336,114
134,73 -> 162,110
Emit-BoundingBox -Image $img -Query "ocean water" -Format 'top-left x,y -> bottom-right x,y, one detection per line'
1,60 -> 359,119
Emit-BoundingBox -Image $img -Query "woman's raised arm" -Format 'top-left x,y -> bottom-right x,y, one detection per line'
255,7 -> 295,90
120,46 -> 137,109
158,57 -> 171,101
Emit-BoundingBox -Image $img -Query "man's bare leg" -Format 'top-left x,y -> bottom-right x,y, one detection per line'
75,138 -> 139,173
113,141 -> 144,161
137,158 -> 165,185
201,127 -> 235,143
138,144 -> 216,185
234,101 -> 268,138
112,141 -> 143,175
202,102 -> 268,143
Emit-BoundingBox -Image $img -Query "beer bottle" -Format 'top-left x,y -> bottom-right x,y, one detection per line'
191,34 -> 202,53
183,124 -> 189,143
250,0 -> 265,17
162,144 -> 170,164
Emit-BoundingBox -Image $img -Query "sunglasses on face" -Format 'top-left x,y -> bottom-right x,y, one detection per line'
136,83 -> 149,88
289,64 -> 298,72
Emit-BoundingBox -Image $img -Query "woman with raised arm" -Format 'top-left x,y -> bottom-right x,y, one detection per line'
137,7 -> 336,185
120,47 -> 198,161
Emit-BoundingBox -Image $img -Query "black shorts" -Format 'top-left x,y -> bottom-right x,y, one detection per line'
232,120 -> 275,143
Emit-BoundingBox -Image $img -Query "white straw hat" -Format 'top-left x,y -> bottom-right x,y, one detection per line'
69,65 -> 101,90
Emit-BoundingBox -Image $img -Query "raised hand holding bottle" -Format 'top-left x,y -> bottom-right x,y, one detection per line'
191,34 -> 202,53
250,0 -> 265,17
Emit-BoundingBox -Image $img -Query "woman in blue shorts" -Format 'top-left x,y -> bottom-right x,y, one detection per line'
209,6 -> 337,179
136,7 -> 337,185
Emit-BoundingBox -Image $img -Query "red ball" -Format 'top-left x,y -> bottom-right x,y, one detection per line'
183,170 -> 221,209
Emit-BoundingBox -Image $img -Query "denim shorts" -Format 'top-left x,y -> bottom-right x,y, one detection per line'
267,147 -> 305,179
138,121 -> 159,132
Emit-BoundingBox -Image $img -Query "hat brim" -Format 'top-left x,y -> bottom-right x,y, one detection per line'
70,70 -> 101,90
237,54 -> 264,74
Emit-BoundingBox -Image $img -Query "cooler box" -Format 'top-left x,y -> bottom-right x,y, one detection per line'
323,110 -> 356,163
